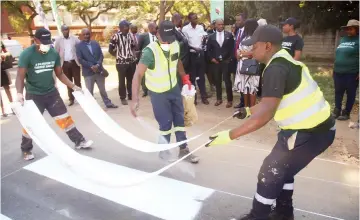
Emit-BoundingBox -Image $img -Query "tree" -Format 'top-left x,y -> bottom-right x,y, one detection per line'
171,0 -> 210,24
2,1 -> 51,37
224,1 -> 359,34
60,1 -> 128,32
158,0 -> 175,23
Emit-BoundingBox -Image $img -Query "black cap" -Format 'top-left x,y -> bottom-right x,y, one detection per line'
241,25 -> 283,46
158,20 -> 176,43
280,17 -> 299,27
34,28 -> 52,45
119,20 -> 131,27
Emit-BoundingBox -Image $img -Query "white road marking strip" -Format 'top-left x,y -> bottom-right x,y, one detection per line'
0,213 -> 13,220
24,156 -> 214,220
226,144 -> 357,166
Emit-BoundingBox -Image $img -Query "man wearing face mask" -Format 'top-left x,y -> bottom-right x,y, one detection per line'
16,28 -> 93,161
130,21 -> 199,164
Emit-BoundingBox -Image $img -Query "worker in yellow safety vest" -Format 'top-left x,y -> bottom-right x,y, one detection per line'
130,20 -> 199,164
206,25 -> 336,220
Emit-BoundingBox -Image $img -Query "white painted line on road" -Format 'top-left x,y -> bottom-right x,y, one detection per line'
216,190 -> 346,220
0,213 -> 13,220
226,144 -> 357,166
24,156 -> 214,220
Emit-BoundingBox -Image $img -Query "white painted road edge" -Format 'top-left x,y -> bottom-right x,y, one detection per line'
0,214 -> 12,220
24,156 -> 214,220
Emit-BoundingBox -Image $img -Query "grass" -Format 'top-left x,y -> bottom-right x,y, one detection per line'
310,65 -> 359,113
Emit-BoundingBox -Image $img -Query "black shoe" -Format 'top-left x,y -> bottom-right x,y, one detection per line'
202,98 -> 209,105
128,96 -> 132,101
121,99 -> 128,105
142,92 -> 148,97
269,210 -> 294,220
332,108 -> 341,119
68,100 -> 74,106
106,103 -> 118,108
337,110 -> 350,121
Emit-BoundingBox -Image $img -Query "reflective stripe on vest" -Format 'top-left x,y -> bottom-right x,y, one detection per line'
145,41 -> 179,93
265,49 -> 331,130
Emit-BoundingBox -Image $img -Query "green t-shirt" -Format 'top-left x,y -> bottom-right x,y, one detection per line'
18,45 -> 61,95
139,47 -> 170,70
334,36 -> 359,74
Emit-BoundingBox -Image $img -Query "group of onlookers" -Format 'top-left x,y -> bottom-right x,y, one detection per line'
0,14 -> 358,123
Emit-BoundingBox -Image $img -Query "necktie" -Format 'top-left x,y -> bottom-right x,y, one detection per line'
219,32 -> 223,47
152,35 -> 155,42
133,34 -> 138,45
234,29 -> 242,56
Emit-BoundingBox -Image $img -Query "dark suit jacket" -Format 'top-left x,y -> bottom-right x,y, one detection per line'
76,40 -> 104,77
174,29 -> 190,72
206,31 -> 234,63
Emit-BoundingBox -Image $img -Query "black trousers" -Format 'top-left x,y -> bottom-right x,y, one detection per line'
21,90 -> 84,152
189,52 -> 207,98
251,128 -> 336,219
62,60 -> 81,101
116,62 -> 136,100
212,62 -> 233,102
333,72 -> 358,114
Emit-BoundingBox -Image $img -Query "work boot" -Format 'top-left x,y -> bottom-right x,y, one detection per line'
269,210 -> 294,220
178,148 -> 199,163
332,108 -> 341,119
121,99 -> 128,105
337,110 -> 350,121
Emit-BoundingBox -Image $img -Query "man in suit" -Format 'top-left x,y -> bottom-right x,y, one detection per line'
172,13 -> 189,88
130,24 -> 140,61
138,22 -> 158,97
55,25 -> 81,106
207,19 -> 234,108
76,28 -> 117,109
233,13 -> 247,108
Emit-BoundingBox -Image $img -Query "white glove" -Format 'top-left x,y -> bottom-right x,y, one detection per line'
17,93 -> 24,105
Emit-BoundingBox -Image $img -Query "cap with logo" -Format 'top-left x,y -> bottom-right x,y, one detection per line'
158,20 -> 176,43
241,25 -> 283,46
341,19 -> 360,29
34,28 -> 52,45
280,17 -> 300,29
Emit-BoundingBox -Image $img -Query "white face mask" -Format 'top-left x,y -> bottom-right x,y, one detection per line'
160,44 -> 170,51
39,44 -> 51,54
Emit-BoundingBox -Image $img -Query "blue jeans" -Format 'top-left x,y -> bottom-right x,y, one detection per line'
333,72 -> 359,114
149,86 -> 187,149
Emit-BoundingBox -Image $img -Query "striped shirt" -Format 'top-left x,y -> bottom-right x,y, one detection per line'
109,31 -> 136,64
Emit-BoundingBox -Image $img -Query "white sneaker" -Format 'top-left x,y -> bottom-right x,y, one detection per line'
75,139 -> 93,149
23,152 -> 35,161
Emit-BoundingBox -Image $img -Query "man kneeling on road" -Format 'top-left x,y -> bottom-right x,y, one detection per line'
130,21 -> 199,164
16,28 -> 93,161
207,25 -> 336,220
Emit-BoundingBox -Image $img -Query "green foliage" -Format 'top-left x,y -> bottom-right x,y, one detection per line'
224,1 -> 359,34
171,0 -> 210,24
8,15 -> 28,34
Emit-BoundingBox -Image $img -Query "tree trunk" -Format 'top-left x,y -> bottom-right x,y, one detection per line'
159,0 -> 166,23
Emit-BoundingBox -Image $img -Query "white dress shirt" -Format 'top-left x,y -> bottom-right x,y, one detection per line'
216,31 -> 224,47
64,37 -> 75,61
149,33 -> 157,43
182,23 -> 207,50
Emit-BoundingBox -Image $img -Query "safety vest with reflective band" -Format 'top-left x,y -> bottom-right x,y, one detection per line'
145,41 -> 179,93
265,49 -> 331,130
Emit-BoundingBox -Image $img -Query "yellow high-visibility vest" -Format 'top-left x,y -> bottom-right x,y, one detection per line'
264,49 -> 331,130
145,41 -> 179,93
